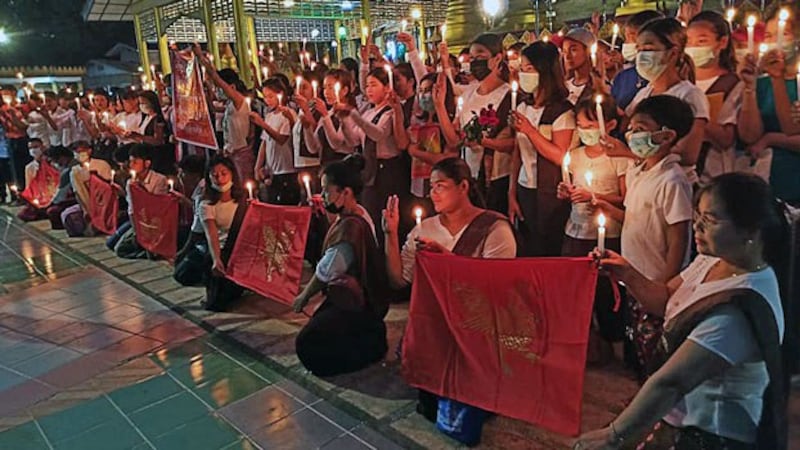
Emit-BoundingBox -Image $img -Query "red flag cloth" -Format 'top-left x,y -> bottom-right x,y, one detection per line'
88,174 -> 118,235
225,201 -> 312,305
170,50 -> 219,149
402,253 -> 598,436
130,183 -> 180,260
20,160 -> 60,208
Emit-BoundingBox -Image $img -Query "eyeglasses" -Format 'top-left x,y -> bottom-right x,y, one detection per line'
693,210 -> 727,228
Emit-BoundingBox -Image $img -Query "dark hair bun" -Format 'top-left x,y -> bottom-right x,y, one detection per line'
343,153 -> 366,172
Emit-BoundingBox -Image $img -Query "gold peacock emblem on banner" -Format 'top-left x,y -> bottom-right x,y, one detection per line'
259,221 -> 297,282
455,281 -> 545,376
137,208 -> 162,245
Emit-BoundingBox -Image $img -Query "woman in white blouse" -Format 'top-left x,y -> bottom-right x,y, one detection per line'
574,173 -> 790,450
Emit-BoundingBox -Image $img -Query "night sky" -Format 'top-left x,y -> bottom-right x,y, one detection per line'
0,0 -> 135,67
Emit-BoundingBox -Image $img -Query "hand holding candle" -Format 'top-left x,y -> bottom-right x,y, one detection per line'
597,213 -> 606,255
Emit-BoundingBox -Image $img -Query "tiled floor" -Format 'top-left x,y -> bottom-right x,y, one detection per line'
2,205 -> 799,450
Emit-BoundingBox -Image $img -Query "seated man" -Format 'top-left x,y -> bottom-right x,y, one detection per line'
109,144 -> 169,258
17,138 -> 56,221
61,140 -> 112,236
45,146 -> 80,229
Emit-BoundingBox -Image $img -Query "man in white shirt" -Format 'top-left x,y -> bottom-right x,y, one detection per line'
563,28 -> 596,106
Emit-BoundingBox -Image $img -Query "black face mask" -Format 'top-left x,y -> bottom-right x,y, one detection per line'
469,59 -> 492,81
323,191 -> 344,214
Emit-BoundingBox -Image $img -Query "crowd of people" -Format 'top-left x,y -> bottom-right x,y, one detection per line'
1,2 -> 800,448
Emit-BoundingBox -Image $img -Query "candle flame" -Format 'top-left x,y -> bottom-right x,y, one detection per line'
246,181 -> 253,190
759,43 -> 769,55
747,15 -> 756,27
612,23 -> 619,34
130,170 -> 136,179
414,207 -> 423,219
511,80 -> 518,92
595,94 -> 603,104
302,174 -> 311,183
779,8 -> 790,22
384,64 -> 392,73
598,213 -> 606,228
726,8 -> 735,21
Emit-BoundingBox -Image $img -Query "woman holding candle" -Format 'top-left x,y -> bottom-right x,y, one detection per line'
250,78 -> 299,205
574,173 -> 789,450
624,18 -> 710,183
293,156 -> 390,376
335,67 -> 409,247
558,97 -> 631,362
563,28 -> 598,106
289,73 -> 322,193
382,157 -> 516,423
121,91 -> 174,175
686,11 -> 743,186
305,69 -> 362,166
738,4 -> 800,205
508,41 -> 577,257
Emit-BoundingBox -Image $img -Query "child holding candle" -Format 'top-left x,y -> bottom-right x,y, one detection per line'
250,78 -> 300,205
305,70 -> 362,166
289,73 -> 322,177
738,4 -> 800,205
563,28 -> 597,106
594,96 -> 694,378
557,97 -> 631,363
508,41 -> 576,257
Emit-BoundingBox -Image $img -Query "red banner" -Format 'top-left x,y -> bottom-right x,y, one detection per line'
410,123 -> 443,179
170,50 -> 219,149
88,174 -> 118,235
20,160 -> 59,208
402,253 -> 598,436
226,201 -> 312,305
130,183 -> 180,260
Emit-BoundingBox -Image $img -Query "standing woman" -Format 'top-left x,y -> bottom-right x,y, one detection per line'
194,45 -> 253,181
686,11 -> 742,185
336,67 -> 409,246
127,91 -> 174,175
438,33 -> 514,214
508,41 -> 576,256
305,69 -> 361,166
625,18 -> 710,182
250,78 -> 299,205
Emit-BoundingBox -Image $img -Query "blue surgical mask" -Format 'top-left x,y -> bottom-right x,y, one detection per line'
627,130 -> 663,159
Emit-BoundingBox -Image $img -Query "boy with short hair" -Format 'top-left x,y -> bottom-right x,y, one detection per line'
595,95 -> 694,378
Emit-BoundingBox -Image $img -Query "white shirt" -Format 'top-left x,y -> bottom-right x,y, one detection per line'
621,154 -> 693,281
260,110 -> 295,175
663,255 -> 783,443
70,158 -> 112,214
115,111 -> 145,145
223,100 -> 250,152
565,147 -> 630,239
625,80 -> 710,121
344,106 -> 401,160
25,160 -> 40,188
458,83 -> 511,180
293,110 -> 320,169
26,110 -> 53,146
565,78 -> 588,105
695,78 -> 744,183
199,199 -> 238,245
400,214 -> 517,284
515,103 -> 576,189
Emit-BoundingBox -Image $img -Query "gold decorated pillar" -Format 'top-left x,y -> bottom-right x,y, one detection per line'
616,0 -> 662,17
445,0 -> 536,50
232,0 -> 252,83
201,0 -> 220,69
246,16 -> 260,86
154,7 -> 171,75
133,14 -> 152,84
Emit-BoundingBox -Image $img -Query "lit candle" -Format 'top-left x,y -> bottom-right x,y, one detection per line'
414,207 -> 423,226
118,120 -> 126,132
75,97 -> 81,110
585,171 -> 596,202
299,51 -> 305,70
277,93 -> 283,106
334,81 -> 341,103
401,19 -> 408,33
302,174 -> 312,199
777,9 -> 789,50
562,152 -> 571,184
168,179 -> 174,191
440,24 -> 447,44
10,184 -> 17,194
323,56 -> 329,66
262,66 -> 269,80
88,93 -> 94,105
457,96 -> 464,117
758,43 -> 768,63
590,43 -> 598,67
83,162 -> 90,170
245,96 -> 252,108
511,80 -> 518,111
33,198 -> 40,207
361,25 -> 369,45
311,80 -> 319,98
130,169 -> 136,180
725,8 -> 735,30
296,75 -> 303,96
747,15 -> 756,55
597,213 -> 606,254
246,181 -> 254,200
102,111 -> 109,123
384,64 -> 394,91
111,169 -> 116,182
310,61 -> 317,71
611,23 -> 620,49
595,94 -> 606,137
150,64 -> 156,78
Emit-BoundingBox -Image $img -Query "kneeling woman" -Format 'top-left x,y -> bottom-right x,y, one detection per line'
293,156 -> 389,377
174,156 -> 248,311
383,157 -> 517,420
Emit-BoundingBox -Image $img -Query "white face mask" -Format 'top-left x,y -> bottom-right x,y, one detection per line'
622,43 -> 638,62
518,72 -> 539,94
211,181 -> 233,193
627,130 -> 664,159
636,50 -> 670,82
29,147 -> 43,159
577,128 -> 602,146
761,41 -> 797,60
684,46 -> 716,68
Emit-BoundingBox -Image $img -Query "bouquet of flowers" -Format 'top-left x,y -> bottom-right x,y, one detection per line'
462,105 -> 501,144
